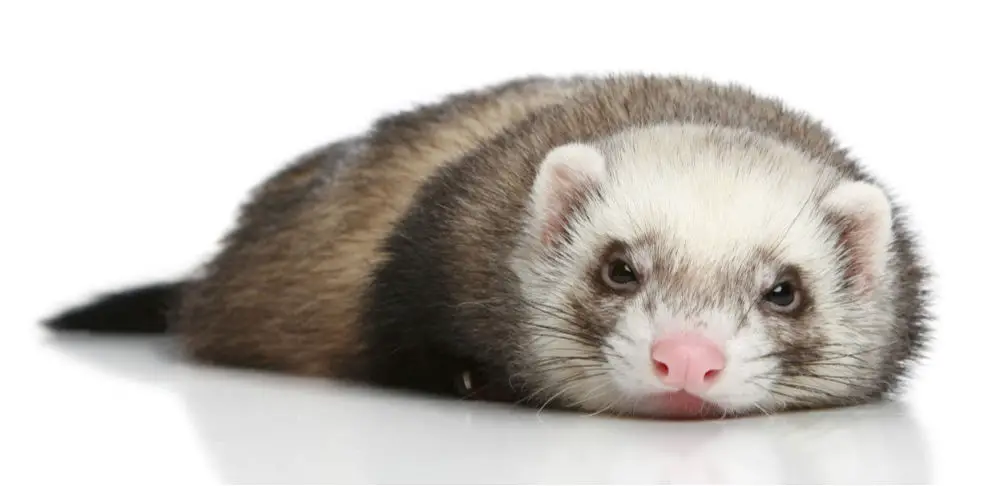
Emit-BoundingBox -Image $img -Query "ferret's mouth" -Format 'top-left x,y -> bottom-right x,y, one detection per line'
652,391 -> 724,420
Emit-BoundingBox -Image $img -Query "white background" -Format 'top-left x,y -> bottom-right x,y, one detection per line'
2,1 -> 997,483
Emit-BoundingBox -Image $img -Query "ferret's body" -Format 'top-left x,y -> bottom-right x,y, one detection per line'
175,77 -> 586,392
47,75 -> 931,418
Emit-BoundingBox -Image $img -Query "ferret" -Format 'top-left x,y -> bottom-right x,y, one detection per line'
45,74 -> 932,419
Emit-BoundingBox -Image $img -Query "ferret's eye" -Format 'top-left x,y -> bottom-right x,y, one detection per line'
602,257 -> 639,292
763,281 -> 799,310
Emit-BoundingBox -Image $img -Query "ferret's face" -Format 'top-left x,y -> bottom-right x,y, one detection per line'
511,125 -> 898,418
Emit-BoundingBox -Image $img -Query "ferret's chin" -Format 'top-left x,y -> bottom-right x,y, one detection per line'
626,392 -> 726,420
619,392 -> 763,420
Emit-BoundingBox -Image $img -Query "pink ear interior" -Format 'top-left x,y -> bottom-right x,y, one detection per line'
531,143 -> 607,248
822,182 -> 893,295
834,213 -> 879,292
539,165 -> 597,246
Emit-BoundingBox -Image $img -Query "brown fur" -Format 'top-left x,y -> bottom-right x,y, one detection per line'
172,74 -> 928,403
174,77 -> 587,376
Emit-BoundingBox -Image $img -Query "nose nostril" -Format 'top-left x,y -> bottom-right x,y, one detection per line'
703,369 -> 721,382
654,361 -> 670,376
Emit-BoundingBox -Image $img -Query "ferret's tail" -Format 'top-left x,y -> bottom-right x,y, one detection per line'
43,282 -> 183,334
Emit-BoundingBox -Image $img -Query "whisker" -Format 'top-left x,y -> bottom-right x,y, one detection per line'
752,402 -> 772,417
769,380 -> 842,399
533,370 -> 609,416
564,380 -> 614,410
606,325 -> 637,345
515,367 -> 608,407
586,394 -> 624,417
530,362 -> 611,374
536,386 -> 574,416
759,371 -> 871,382
747,342 -> 893,367
750,381 -> 799,401
518,318 -> 602,341
525,332 -> 599,350
787,374 -> 856,388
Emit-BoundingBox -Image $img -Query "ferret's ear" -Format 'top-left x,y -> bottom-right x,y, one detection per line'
820,181 -> 894,294
529,143 -> 607,247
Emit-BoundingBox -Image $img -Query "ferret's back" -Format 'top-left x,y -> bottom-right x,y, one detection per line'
173,77 -> 587,376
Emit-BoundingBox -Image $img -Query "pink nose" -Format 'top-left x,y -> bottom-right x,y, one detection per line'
650,333 -> 726,393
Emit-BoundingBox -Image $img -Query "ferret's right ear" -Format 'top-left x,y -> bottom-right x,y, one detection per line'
529,143 -> 607,247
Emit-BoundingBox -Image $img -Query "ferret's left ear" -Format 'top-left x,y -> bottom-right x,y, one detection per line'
529,143 -> 607,247
820,181 -> 894,293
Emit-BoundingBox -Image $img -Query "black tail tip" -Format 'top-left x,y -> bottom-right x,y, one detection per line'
43,282 -> 181,334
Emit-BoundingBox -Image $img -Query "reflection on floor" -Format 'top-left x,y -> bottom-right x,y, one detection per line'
46,334 -> 930,484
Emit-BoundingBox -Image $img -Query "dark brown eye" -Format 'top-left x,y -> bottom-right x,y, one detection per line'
763,281 -> 799,310
603,257 -> 639,292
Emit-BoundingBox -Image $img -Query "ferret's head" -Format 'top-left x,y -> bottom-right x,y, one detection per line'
509,124 -> 928,419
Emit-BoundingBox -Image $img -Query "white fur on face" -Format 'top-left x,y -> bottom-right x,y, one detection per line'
512,123 -> 897,418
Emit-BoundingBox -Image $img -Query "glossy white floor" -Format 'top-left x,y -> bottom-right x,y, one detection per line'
24,334 -> 936,484
3,2 -> 998,484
